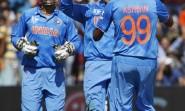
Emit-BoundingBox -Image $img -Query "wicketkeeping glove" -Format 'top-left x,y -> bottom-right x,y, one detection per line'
16,37 -> 39,58
52,42 -> 75,63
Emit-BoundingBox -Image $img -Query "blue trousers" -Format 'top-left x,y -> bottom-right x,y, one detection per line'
110,56 -> 157,111
84,61 -> 111,111
22,67 -> 66,111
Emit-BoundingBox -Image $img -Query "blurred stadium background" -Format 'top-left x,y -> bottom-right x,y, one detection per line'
0,0 -> 185,111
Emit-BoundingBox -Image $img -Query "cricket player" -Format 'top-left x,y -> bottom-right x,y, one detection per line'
93,0 -> 173,110
60,0 -> 115,110
11,0 -> 81,110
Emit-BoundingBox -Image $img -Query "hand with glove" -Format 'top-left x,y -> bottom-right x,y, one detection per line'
16,37 -> 39,58
52,42 -> 75,63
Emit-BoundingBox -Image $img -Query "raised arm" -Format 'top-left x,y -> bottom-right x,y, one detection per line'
93,1 -> 113,41
156,0 -> 173,27
60,0 -> 89,23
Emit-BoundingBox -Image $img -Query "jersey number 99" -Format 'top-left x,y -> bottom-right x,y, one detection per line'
121,15 -> 151,45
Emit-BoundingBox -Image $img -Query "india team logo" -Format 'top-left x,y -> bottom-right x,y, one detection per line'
55,18 -> 62,26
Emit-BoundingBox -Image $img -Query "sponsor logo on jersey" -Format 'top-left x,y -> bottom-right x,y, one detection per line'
31,16 -> 39,24
32,26 -> 59,37
93,9 -> 104,16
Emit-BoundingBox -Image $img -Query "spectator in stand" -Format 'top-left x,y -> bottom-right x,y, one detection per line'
168,5 -> 185,74
0,14 -> 7,73
29,0 -> 39,7
156,57 -> 184,86
0,13 -> 19,86
162,0 -> 184,13
179,4 -> 185,26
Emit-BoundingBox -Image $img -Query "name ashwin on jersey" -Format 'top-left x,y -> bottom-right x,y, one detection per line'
123,6 -> 148,14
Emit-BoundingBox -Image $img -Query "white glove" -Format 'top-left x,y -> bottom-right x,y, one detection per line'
16,37 -> 39,58
63,42 -> 75,55
22,44 -> 38,56
53,42 -> 75,63
55,46 -> 70,63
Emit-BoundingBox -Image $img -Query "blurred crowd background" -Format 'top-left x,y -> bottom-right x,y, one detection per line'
0,0 -> 185,87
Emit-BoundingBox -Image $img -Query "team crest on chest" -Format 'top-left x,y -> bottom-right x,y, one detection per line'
55,18 -> 62,26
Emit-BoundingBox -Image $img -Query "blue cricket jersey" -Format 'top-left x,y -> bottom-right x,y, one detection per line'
97,0 -> 169,59
11,6 -> 81,67
60,0 -> 115,61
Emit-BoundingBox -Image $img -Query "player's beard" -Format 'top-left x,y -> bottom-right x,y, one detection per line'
40,0 -> 56,15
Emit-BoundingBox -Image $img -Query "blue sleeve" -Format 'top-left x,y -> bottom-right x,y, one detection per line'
11,12 -> 27,49
60,0 -> 89,23
156,0 -> 169,23
66,18 -> 81,53
96,1 -> 113,32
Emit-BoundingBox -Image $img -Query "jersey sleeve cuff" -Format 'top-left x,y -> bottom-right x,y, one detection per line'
96,25 -> 106,33
160,14 -> 169,23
